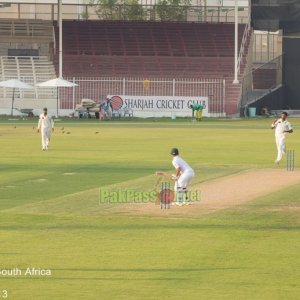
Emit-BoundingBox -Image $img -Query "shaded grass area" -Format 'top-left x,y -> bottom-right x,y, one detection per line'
1,120 -> 300,299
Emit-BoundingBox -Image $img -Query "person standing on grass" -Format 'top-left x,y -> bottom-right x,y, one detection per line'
170,148 -> 195,206
37,107 -> 54,151
271,111 -> 293,164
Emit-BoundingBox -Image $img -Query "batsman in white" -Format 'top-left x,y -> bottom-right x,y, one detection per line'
170,148 -> 195,206
271,111 -> 293,164
37,107 -> 54,151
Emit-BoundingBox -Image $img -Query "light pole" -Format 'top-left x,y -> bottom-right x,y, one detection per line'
233,0 -> 239,84
58,0 -> 63,78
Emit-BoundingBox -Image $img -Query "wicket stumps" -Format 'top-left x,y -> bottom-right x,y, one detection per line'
160,182 -> 171,209
286,150 -> 295,171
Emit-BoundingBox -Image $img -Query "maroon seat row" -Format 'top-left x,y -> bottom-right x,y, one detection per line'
58,20 -> 245,58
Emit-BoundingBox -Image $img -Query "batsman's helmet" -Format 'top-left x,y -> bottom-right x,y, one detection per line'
170,148 -> 179,155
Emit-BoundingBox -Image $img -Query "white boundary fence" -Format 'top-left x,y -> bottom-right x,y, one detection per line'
61,77 -> 226,117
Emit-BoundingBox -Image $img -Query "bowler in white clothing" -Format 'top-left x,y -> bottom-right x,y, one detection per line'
37,108 -> 54,150
170,148 -> 195,205
271,111 -> 293,163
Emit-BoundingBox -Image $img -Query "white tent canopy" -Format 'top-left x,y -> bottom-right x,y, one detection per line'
0,79 -> 33,116
36,77 -> 78,117
36,78 -> 77,88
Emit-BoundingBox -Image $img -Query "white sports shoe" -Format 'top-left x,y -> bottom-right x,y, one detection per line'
175,202 -> 183,206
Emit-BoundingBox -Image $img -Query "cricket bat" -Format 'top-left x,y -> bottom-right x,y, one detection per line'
155,171 -> 170,176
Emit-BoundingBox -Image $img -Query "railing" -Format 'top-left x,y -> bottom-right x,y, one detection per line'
0,19 -> 53,38
0,75 -> 226,115
252,31 -> 282,63
0,3 -> 249,23
237,22 -> 251,75
58,77 -> 225,115
239,55 -> 283,109
0,55 -> 57,99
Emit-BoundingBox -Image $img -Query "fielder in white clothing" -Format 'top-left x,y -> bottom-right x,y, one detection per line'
271,111 -> 293,164
170,148 -> 195,206
37,108 -> 54,151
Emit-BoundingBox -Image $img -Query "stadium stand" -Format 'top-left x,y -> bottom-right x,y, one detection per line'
0,17 -> 251,115
0,18 -> 53,44
55,20 -> 250,114
0,19 -> 57,105
0,56 -> 56,100
58,21 -> 246,58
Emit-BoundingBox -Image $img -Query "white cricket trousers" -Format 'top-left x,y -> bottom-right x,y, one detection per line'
174,170 -> 195,203
41,127 -> 51,150
177,170 -> 195,189
275,134 -> 286,162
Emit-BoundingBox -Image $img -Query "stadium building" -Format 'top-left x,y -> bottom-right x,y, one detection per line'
1,0 -> 297,117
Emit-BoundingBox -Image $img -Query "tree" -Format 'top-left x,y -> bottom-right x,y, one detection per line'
90,0 -> 145,20
156,0 -> 190,21
123,0 -> 145,21
89,0 -> 120,20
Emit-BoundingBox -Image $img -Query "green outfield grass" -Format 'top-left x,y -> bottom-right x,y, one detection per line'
1,117 -> 300,299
